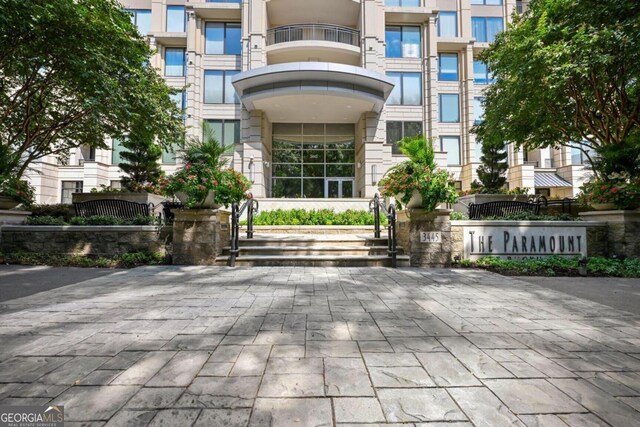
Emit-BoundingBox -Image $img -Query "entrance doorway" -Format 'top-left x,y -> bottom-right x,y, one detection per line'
271,123 -> 356,198
326,179 -> 354,198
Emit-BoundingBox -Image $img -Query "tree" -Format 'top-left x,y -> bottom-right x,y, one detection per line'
474,0 -> 640,179
118,119 -> 164,191
0,0 -> 184,183
476,139 -> 508,192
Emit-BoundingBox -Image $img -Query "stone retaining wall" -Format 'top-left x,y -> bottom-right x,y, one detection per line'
0,225 -> 171,256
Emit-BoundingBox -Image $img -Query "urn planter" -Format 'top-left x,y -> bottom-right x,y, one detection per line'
0,196 -> 20,210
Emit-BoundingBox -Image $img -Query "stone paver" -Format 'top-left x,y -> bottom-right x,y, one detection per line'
1,266 -> 639,426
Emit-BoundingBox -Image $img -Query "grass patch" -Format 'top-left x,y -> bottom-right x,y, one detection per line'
458,256 -> 640,277
0,251 -> 167,269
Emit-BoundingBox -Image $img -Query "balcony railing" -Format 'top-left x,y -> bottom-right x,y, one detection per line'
266,24 -> 360,48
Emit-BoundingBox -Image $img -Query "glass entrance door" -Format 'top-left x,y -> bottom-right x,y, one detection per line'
326,179 -> 354,198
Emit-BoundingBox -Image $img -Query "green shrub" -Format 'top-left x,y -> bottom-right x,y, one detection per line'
83,215 -> 123,225
251,209 -> 384,226
130,215 -> 157,225
30,204 -> 74,221
450,212 -> 469,220
26,216 -> 66,225
458,256 -> 640,277
0,251 -> 166,268
68,217 -> 86,225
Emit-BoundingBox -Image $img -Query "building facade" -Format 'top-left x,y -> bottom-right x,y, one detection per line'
27,0 -> 590,205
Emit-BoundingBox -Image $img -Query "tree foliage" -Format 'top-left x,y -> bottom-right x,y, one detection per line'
474,0 -> 640,178
0,0 -> 184,182
476,140 -> 508,192
118,119 -> 164,191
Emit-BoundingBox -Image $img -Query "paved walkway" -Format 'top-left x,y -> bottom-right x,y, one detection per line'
516,276 -> 640,315
0,265 -> 119,302
0,266 -> 639,426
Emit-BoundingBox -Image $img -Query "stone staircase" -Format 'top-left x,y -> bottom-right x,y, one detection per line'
215,229 -> 409,267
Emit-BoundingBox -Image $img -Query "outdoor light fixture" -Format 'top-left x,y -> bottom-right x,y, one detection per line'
371,164 -> 378,186
357,162 -> 362,169
249,160 -> 255,183
263,161 -> 270,168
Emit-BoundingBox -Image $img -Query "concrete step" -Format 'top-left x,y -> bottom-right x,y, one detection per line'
222,245 -> 400,256
215,255 -> 410,267
236,235 -> 388,248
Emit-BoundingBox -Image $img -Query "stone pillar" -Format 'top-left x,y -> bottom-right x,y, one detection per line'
397,209 -> 452,267
580,210 -> 640,259
172,209 -> 230,265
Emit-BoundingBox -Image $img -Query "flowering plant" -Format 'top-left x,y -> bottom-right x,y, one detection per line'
378,136 -> 457,211
0,177 -> 35,206
577,172 -> 640,210
163,122 -> 251,208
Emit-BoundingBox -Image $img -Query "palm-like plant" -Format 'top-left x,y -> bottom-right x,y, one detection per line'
181,121 -> 232,170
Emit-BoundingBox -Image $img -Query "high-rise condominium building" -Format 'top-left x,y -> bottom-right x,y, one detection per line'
28,0 -> 589,204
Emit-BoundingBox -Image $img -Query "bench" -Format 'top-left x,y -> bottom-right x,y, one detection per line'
468,201 -> 541,220
73,199 -> 152,220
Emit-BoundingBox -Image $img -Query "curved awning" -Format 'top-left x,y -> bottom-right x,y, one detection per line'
231,62 -> 395,122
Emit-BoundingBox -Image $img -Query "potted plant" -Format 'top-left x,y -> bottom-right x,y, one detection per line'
577,173 -> 640,211
379,136 -> 457,211
164,122 -> 251,209
0,177 -> 35,209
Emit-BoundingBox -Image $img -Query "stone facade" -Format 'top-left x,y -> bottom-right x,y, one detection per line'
172,209 -> 230,265
0,225 -> 170,256
397,209 -> 452,268
580,211 -> 640,259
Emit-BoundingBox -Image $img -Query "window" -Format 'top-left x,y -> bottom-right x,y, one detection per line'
472,17 -> 503,42
205,120 -> 240,147
473,59 -> 494,84
474,97 -> 485,124
471,0 -> 502,4
166,6 -> 186,32
205,23 -> 241,55
387,72 -> 422,105
207,0 -> 241,3
204,70 -> 239,104
165,48 -> 186,77
61,181 -> 83,204
438,53 -> 458,81
571,146 -> 589,165
385,26 -> 421,58
438,12 -> 457,37
170,91 -> 186,114
387,121 -> 423,154
111,138 -> 125,165
440,136 -> 461,165
163,91 -> 186,163
439,94 -> 460,123
128,9 -> 151,35
475,140 -> 483,162
385,0 -> 420,6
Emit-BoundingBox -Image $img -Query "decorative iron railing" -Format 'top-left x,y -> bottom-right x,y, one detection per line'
229,198 -> 259,267
266,24 -> 360,47
369,193 -> 397,268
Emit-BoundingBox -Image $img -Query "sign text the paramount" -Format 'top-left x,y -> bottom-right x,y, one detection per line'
463,225 -> 587,260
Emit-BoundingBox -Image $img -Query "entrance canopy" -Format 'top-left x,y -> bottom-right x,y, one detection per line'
231,62 -> 395,123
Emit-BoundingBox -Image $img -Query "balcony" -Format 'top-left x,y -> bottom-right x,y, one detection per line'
266,24 -> 361,65
267,24 -> 360,48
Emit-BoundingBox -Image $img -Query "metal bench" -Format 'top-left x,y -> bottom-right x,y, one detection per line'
73,199 -> 152,220
468,200 -> 541,220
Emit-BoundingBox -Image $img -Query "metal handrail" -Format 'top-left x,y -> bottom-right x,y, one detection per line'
266,23 -> 361,47
369,193 -> 397,268
229,198 -> 259,267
